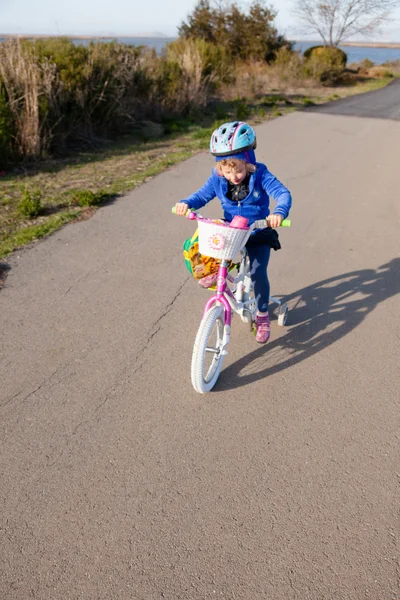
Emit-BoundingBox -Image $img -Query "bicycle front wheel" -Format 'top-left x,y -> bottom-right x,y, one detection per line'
191,305 -> 226,393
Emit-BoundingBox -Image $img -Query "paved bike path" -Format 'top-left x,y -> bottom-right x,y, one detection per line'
1,93 -> 400,598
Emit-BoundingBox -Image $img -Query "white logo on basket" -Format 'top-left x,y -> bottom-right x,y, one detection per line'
208,233 -> 225,250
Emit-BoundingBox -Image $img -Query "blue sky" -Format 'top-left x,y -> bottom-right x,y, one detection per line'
1,0 -> 400,40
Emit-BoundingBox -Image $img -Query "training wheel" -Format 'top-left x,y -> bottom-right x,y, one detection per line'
277,303 -> 288,327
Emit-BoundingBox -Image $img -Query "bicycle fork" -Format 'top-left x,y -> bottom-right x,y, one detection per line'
203,260 -> 232,356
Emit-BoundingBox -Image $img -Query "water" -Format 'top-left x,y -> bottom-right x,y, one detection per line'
71,36 -> 176,53
0,35 -> 176,54
293,40 -> 400,65
103,37 -> 400,64
1,35 -> 400,64
78,37 -> 400,63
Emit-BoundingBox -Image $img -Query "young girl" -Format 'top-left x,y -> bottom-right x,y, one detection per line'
175,121 -> 292,344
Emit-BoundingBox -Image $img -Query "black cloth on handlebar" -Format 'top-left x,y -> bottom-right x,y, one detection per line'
246,227 -> 281,251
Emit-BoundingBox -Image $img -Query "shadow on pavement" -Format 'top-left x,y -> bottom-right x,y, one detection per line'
301,78 -> 400,120
217,257 -> 400,391
0,261 -> 11,290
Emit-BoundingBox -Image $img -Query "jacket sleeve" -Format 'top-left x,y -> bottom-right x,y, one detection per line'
179,175 -> 217,210
261,168 -> 292,219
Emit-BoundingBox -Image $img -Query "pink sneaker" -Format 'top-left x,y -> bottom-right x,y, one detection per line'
255,313 -> 271,344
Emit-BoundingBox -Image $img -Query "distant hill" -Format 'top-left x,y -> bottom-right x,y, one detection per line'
133,31 -> 170,38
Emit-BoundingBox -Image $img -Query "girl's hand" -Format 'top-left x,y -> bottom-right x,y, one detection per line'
267,214 -> 283,228
175,202 -> 189,216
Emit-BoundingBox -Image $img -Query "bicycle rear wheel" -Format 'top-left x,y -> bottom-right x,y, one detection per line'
191,305 -> 226,393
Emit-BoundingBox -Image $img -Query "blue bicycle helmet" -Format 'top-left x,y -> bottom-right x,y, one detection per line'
210,121 -> 257,157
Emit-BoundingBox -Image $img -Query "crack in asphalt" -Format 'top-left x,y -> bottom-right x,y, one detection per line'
63,267 -> 99,296
47,277 -> 190,465
1,367 -> 61,409
128,276 -> 190,379
1,277 -> 190,470
2,278 -> 189,413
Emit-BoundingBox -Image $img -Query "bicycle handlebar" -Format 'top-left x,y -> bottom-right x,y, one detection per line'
171,206 -> 291,227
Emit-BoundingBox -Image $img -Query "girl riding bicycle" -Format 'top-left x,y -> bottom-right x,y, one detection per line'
175,121 -> 292,344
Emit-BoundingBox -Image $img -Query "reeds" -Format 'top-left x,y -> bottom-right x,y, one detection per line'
0,37 -> 229,161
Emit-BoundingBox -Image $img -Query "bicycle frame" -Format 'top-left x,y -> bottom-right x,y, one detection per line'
202,252 -> 255,355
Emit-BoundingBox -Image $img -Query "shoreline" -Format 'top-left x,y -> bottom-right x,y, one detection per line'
1,34 -> 400,48
341,42 -> 400,48
0,33 -> 174,40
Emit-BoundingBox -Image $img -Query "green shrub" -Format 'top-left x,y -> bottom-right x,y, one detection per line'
271,47 -> 305,83
234,98 -> 249,120
359,58 -> 374,70
17,188 -> 42,218
304,45 -> 347,67
164,38 -> 232,112
70,189 -> 112,207
71,189 -> 98,207
304,46 -> 347,83
192,125 -> 216,140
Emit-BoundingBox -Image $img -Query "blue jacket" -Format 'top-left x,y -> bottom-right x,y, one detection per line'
181,163 -> 292,224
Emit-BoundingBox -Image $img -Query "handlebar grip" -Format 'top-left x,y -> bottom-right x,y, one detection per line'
280,219 -> 291,227
171,206 -> 196,218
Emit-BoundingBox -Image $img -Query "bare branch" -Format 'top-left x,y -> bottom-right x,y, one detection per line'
292,0 -> 400,46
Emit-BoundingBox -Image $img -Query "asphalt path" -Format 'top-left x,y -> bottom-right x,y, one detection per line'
1,83 -> 400,599
307,77 -> 400,120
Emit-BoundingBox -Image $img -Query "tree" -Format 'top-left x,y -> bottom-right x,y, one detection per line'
179,0 -> 291,62
293,0 -> 400,47
178,0 -> 219,44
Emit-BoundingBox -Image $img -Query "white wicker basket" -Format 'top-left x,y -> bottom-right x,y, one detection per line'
197,218 -> 252,259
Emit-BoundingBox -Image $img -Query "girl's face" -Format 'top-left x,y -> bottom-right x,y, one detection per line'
219,161 -> 247,185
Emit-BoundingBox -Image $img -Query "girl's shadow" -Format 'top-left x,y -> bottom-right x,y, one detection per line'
218,257 -> 400,391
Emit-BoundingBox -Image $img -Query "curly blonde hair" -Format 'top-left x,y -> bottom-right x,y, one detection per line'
215,158 -> 256,176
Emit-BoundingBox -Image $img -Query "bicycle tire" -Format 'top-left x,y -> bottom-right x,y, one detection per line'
191,305 -> 226,393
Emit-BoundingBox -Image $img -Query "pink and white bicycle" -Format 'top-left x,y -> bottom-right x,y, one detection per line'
173,208 -> 290,393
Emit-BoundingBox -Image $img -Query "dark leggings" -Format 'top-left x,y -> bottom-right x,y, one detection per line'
246,243 -> 271,313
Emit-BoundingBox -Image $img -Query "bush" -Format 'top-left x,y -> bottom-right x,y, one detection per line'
368,66 -> 394,79
179,0 -> 292,63
319,69 -> 346,86
234,98 -> 249,120
0,87 -> 13,164
71,189 -> 98,206
360,58 -> 374,70
304,46 -> 347,83
271,48 -> 305,84
304,45 -> 347,67
383,60 -> 400,76
70,189 -> 112,207
0,38 -> 170,160
164,38 -> 232,112
17,188 -> 42,218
